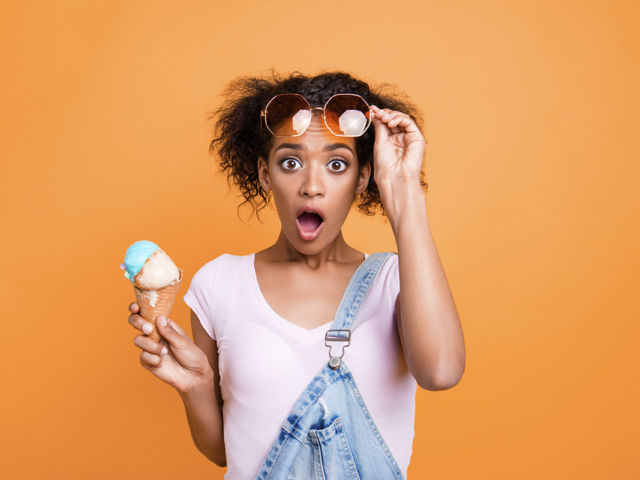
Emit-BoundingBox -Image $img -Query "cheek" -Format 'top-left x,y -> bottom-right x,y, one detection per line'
340,171 -> 361,196
330,177 -> 360,211
269,180 -> 297,212
273,176 -> 297,192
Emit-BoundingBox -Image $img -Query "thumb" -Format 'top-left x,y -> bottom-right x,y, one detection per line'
166,318 -> 187,336
157,315 -> 182,346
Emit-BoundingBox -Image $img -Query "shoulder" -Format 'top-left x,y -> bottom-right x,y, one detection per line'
361,251 -> 399,295
362,251 -> 398,280
376,252 -> 400,300
189,256 -> 219,287
188,253 -> 256,298
191,252 -> 247,280
376,251 -> 399,278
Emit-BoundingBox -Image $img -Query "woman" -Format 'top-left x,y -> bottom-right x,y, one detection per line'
127,70 -> 465,479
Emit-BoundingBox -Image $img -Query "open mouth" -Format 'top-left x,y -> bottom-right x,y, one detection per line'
296,211 -> 324,240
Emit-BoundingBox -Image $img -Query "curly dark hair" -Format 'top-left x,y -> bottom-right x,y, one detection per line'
207,69 -> 428,221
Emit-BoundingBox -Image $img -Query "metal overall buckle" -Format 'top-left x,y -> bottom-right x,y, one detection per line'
325,329 -> 351,370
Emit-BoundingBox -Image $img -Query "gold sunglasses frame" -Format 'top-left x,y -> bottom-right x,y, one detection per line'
260,93 -> 373,137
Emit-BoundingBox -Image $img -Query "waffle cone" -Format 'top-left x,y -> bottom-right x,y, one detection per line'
133,268 -> 183,343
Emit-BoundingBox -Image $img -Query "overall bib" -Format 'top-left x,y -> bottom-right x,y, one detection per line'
255,252 -> 406,480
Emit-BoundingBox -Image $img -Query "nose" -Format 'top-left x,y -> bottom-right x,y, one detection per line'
299,162 -> 324,198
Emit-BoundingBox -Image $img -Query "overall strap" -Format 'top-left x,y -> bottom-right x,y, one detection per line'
325,251 -> 395,369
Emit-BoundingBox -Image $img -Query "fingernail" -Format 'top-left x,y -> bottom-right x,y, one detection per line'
142,323 -> 153,334
158,316 -> 167,327
161,346 -> 168,355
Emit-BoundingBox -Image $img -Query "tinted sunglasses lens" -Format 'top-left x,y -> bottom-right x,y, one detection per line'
324,94 -> 371,136
264,94 -> 311,136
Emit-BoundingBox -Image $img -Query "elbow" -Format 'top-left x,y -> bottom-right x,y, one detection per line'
418,374 -> 460,391
210,449 -> 227,468
205,450 -> 227,468
197,443 -> 226,468
416,363 -> 465,391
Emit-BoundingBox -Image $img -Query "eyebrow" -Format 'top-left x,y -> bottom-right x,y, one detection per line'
274,142 -> 354,154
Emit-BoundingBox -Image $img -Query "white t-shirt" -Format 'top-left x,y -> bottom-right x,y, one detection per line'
183,252 -> 417,479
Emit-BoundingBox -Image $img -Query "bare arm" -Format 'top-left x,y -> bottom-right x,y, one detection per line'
371,105 -> 466,390
178,309 -> 226,467
390,194 -> 466,391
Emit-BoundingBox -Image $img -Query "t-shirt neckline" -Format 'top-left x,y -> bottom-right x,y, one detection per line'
247,252 -> 369,337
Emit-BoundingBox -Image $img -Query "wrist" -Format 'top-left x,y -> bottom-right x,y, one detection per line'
177,368 -> 215,398
378,178 -> 426,226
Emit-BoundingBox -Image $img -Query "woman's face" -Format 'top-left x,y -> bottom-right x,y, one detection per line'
257,114 -> 371,254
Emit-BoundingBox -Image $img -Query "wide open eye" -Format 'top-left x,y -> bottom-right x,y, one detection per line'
328,159 -> 348,172
280,157 -> 302,171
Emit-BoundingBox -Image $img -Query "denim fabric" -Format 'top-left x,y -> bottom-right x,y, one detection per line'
255,252 -> 405,480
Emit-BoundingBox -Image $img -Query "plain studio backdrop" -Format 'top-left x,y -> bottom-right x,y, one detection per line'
0,1 -> 638,479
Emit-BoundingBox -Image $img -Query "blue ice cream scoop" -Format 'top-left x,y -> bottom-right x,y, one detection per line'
121,240 -> 160,284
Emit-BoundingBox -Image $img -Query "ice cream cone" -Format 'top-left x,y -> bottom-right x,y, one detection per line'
133,268 -> 183,343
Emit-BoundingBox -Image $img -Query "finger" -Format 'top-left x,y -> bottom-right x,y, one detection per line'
388,117 -> 401,128
129,302 -> 139,313
388,115 -> 419,132
374,110 -> 391,123
371,105 -> 393,117
156,315 -> 186,348
373,109 -> 409,131
372,106 -> 392,113
140,351 -> 162,367
386,115 -> 406,132
375,107 -> 396,120
166,318 -> 187,336
386,112 -> 411,126
372,111 -> 390,143
128,313 -> 154,335
134,334 -> 168,356
378,110 -> 408,123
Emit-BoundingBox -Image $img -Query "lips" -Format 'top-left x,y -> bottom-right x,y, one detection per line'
296,205 -> 325,220
296,206 -> 325,241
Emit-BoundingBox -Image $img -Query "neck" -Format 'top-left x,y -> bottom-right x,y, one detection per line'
262,229 -> 362,269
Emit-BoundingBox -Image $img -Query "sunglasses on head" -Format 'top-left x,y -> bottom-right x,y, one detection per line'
260,93 -> 372,137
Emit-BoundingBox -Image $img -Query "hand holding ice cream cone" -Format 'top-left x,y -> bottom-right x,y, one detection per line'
128,304 -> 213,393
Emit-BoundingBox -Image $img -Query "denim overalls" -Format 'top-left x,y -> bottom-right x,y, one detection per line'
255,252 -> 406,480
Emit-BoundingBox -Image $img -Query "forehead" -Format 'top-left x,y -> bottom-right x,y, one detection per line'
269,115 -> 356,155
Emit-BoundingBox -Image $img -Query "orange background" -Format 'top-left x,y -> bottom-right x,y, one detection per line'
1,1 -> 638,478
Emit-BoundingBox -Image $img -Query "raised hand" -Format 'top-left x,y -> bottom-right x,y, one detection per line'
370,105 -> 426,185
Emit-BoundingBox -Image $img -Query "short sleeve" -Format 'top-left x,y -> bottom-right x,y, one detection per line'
183,255 -> 224,340
387,252 -> 400,305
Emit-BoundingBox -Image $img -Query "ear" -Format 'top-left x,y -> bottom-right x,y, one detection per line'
355,161 -> 371,195
257,156 -> 270,192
